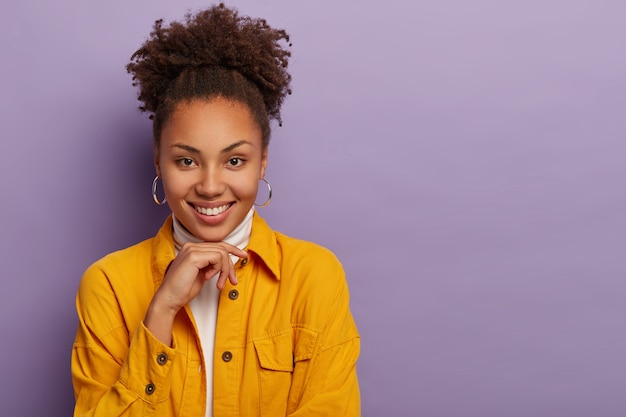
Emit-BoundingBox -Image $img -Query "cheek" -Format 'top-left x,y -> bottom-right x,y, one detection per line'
231,172 -> 261,199
162,172 -> 191,198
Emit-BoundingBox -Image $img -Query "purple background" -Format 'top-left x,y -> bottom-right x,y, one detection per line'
1,1 -> 625,416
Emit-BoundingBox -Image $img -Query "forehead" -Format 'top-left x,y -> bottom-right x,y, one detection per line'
161,98 -> 263,150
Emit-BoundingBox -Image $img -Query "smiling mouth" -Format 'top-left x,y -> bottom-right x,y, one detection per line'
194,203 -> 233,216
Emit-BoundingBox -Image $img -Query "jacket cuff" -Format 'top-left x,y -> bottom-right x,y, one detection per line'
117,321 -> 177,405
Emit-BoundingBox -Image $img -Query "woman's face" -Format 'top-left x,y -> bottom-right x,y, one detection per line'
155,97 -> 267,242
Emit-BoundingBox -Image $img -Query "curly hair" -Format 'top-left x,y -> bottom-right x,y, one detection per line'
126,3 -> 292,148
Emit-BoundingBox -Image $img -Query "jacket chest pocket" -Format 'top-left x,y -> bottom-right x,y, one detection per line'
253,330 -> 317,415
253,332 -> 295,415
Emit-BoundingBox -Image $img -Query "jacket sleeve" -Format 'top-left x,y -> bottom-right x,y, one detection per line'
72,263 -> 177,417
288,259 -> 361,417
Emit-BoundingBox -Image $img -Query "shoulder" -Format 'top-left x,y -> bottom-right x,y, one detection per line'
250,213 -> 345,280
269,230 -> 358,340
83,237 -> 154,278
78,237 -> 156,300
76,237 -> 160,333
271,230 -> 349,302
80,216 -> 173,286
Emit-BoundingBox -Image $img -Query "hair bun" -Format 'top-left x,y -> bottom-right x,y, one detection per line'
127,3 -> 292,125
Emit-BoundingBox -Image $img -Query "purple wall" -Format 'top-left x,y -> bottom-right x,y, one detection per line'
1,1 -> 625,415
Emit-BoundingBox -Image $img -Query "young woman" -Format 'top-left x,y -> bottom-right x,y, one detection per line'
71,4 -> 360,416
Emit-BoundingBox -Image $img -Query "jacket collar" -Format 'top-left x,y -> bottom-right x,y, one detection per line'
246,211 -> 281,281
150,212 -> 281,290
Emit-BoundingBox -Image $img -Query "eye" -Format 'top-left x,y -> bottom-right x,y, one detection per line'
177,157 -> 196,167
227,157 -> 244,167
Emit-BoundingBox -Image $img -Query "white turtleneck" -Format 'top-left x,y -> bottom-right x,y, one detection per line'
172,207 -> 254,417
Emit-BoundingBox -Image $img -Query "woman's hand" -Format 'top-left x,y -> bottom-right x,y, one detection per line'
145,242 -> 247,346
160,241 -> 247,310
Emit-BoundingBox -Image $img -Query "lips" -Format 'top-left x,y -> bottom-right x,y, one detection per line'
193,203 -> 233,216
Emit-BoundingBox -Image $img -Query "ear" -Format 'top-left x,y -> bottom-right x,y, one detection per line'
153,143 -> 161,177
260,148 -> 268,178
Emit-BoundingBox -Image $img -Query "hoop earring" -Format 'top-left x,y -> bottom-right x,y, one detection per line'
152,176 -> 167,205
254,178 -> 272,208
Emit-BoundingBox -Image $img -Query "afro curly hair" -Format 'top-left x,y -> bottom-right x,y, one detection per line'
126,3 -> 292,148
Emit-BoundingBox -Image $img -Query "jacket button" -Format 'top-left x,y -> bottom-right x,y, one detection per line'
228,289 -> 239,300
145,383 -> 155,395
240,258 -> 248,266
222,351 -> 233,362
157,353 -> 168,365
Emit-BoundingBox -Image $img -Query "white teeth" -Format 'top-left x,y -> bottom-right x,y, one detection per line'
195,204 -> 229,216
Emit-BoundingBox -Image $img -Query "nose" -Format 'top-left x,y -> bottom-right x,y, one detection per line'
195,167 -> 226,197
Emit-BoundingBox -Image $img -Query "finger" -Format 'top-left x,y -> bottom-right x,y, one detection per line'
211,242 -> 248,259
227,258 -> 238,286
199,251 -> 232,290
215,271 -> 227,290
180,243 -> 241,290
216,253 -> 236,290
179,241 -> 244,259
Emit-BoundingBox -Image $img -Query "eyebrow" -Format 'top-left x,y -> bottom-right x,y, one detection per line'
171,140 -> 252,155
172,143 -> 200,154
220,140 -> 252,154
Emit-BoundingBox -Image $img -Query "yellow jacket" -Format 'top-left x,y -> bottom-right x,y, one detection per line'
72,213 -> 360,416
